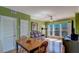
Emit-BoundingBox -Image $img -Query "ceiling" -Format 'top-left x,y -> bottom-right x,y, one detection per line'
5,6 -> 78,21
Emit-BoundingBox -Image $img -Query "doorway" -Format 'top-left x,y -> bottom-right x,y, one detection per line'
0,15 -> 17,52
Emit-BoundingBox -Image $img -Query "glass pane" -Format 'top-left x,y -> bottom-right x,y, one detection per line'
61,23 -> 68,37
62,31 -> 68,37
54,24 -> 60,31
54,31 -> 60,36
62,23 -> 67,30
54,24 -> 60,36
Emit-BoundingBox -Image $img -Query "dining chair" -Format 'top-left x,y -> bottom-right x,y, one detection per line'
33,41 -> 48,53
20,36 -> 27,40
19,36 -> 27,53
39,41 -> 48,53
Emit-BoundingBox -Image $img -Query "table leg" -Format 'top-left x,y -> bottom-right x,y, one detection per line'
16,42 -> 18,53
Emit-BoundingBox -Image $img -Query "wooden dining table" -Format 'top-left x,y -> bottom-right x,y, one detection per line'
16,38 -> 45,53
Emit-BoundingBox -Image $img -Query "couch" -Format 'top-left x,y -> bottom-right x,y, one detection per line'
30,31 -> 45,39
63,40 -> 79,53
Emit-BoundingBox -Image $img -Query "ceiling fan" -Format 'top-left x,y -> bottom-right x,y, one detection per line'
47,15 -> 53,22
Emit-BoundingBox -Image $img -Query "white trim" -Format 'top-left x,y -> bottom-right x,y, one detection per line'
60,24 -> 62,37
53,24 -> 54,36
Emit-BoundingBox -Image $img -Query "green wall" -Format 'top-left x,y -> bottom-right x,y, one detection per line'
31,19 -> 45,34
0,6 -> 31,39
75,13 -> 79,34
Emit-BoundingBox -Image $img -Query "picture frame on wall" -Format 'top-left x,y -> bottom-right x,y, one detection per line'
31,22 -> 38,31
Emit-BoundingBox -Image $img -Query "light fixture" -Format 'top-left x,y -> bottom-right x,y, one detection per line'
47,15 -> 53,22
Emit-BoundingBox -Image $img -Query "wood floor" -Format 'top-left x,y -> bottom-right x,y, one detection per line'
9,49 -> 28,53
0,48 -> 28,53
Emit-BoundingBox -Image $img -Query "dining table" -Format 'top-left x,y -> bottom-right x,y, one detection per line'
16,38 -> 45,53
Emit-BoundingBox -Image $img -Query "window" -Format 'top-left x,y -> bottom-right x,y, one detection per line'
47,23 -> 71,37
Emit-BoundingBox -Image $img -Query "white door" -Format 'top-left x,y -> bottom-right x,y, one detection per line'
20,20 -> 29,37
0,15 -> 17,52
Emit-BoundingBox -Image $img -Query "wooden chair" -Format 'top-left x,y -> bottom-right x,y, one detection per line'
19,36 -> 27,53
34,41 -> 48,53
20,36 -> 27,40
39,41 -> 48,53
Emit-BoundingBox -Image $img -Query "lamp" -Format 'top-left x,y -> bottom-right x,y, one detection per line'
41,28 -> 44,30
